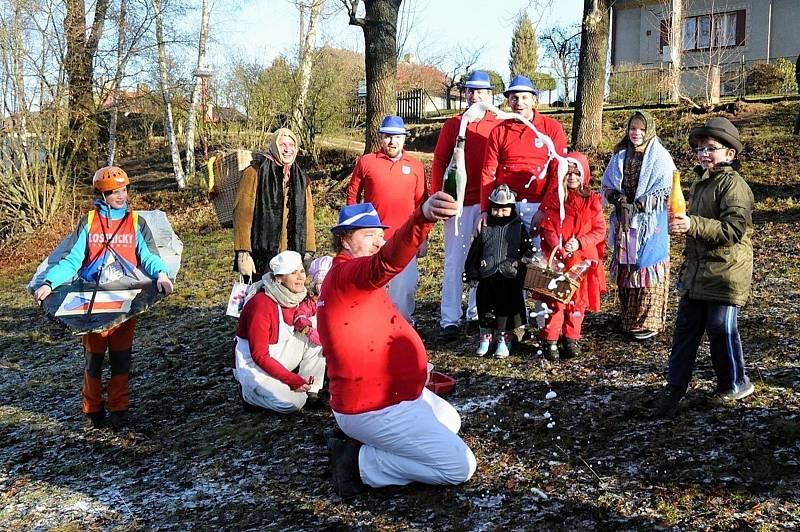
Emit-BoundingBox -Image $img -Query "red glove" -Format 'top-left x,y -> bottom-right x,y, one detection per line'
307,328 -> 321,346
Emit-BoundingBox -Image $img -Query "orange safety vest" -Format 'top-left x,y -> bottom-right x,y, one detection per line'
82,209 -> 140,272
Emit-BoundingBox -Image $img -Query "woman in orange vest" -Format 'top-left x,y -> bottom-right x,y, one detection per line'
33,167 -> 174,430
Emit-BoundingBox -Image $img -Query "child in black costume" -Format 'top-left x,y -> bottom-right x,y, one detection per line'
464,185 -> 532,358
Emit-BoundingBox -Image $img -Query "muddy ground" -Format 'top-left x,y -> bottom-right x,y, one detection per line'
1,103 -> 799,531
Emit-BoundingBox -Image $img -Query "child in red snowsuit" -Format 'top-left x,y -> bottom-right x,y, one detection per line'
292,255 -> 332,346
538,152 -> 606,360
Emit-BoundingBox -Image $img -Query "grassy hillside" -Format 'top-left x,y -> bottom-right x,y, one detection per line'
1,102 -> 799,529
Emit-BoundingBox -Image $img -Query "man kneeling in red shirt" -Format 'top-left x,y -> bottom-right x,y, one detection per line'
318,193 -> 477,498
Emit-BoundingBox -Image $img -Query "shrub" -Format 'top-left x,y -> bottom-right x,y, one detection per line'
746,63 -> 785,95
774,57 -> 798,94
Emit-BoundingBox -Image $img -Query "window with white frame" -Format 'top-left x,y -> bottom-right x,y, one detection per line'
661,10 -> 745,53
682,11 -> 742,51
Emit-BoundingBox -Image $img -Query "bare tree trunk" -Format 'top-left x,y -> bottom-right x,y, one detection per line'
152,0 -> 186,188
185,0 -> 210,180
668,0 -> 683,102
107,0 -> 128,166
346,0 -> 402,153
571,0 -> 610,151
293,0 -> 323,135
64,0 -> 110,175
10,3 -> 29,171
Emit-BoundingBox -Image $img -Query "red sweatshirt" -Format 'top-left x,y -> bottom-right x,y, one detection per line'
538,152 -> 607,311
431,111 -> 500,206
480,111 -> 568,211
317,208 -> 434,414
236,293 -> 308,390
346,150 -> 427,239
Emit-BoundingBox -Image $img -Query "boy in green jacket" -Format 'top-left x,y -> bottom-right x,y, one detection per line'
656,117 -> 754,418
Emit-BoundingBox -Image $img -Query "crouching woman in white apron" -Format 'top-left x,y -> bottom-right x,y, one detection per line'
233,251 -> 326,413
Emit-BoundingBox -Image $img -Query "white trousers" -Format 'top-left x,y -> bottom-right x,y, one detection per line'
334,387 -> 477,487
517,200 -> 546,328
516,200 -> 541,249
387,256 -> 418,322
440,204 -> 480,328
233,332 -> 325,414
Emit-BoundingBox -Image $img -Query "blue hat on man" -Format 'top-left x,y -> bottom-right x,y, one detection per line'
464,70 -> 493,90
503,75 -> 540,97
378,115 -> 407,135
331,202 -> 390,233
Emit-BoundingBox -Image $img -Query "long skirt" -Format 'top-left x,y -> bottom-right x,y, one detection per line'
617,282 -> 669,333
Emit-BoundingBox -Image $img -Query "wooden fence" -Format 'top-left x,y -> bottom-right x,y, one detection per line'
347,88 -> 427,127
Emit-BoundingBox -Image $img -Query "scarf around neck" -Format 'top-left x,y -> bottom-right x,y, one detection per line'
251,273 -> 307,308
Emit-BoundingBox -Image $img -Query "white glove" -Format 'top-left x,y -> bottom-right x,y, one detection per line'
237,251 -> 256,277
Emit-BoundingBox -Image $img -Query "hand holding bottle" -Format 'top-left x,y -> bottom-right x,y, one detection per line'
564,237 -> 580,253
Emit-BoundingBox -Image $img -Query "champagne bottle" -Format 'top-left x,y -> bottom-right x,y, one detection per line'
443,136 -> 465,201
565,259 -> 593,283
669,170 -> 686,217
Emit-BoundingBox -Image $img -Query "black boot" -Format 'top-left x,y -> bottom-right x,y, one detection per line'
653,385 -> 685,419
562,339 -> 581,359
108,410 -> 129,430
85,410 -> 106,429
544,341 -> 559,362
327,436 -> 364,499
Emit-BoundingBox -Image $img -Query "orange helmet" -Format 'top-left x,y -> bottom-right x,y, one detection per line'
93,166 -> 129,192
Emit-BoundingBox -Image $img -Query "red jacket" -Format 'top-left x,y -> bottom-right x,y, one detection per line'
539,152 -> 607,311
317,208 -> 434,414
236,293 -> 308,390
431,111 -> 500,206
346,150 -> 427,239
480,111 -> 568,211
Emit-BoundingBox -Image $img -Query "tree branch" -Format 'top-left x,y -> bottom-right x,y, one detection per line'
340,0 -> 365,27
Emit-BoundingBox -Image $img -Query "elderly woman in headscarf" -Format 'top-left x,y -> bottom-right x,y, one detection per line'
233,128 -> 316,280
601,110 -> 675,340
233,250 -> 326,413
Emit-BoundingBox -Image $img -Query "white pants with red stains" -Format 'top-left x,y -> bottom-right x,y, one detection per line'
334,387 -> 477,487
386,256 -> 418,322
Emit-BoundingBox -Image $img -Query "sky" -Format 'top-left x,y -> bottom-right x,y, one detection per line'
208,0 -> 585,81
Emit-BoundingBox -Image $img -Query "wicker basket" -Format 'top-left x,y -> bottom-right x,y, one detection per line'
208,149 -> 253,228
524,248 -> 579,304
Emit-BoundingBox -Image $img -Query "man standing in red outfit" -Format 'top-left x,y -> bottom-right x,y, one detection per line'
431,71 -> 500,341
480,75 -> 568,237
319,196 -> 477,499
346,115 -> 427,323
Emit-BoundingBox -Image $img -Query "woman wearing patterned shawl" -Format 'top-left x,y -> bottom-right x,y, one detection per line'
233,128 -> 316,280
601,111 -> 675,340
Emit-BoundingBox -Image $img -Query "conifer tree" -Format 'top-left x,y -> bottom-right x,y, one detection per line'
509,10 -> 538,79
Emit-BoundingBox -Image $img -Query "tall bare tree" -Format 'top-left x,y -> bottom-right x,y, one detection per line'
342,0 -> 402,153
184,0 -> 210,180
107,0 -> 128,166
292,0 -> 323,135
152,0 -> 185,187
667,0 -> 683,102
540,24 -> 581,106
438,44 -> 483,110
64,0 -> 111,172
571,0 -> 611,151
